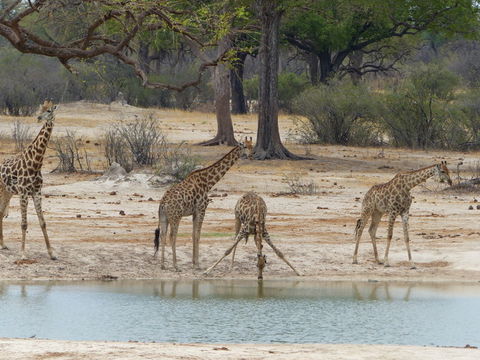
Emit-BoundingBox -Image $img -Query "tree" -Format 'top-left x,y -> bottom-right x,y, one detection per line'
283,0 -> 479,83
253,0 -> 301,160
0,0 -> 256,146
0,1 -> 227,90
198,35 -> 237,145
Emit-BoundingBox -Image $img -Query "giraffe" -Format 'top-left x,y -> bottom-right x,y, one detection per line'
244,136 -> 253,160
0,100 -> 58,260
352,161 -> 452,268
154,144 -> 250,270
204,192 -> 300,279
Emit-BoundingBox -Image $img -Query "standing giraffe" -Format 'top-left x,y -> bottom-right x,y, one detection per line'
154,144 -> 249,270
204,192 -> 300,279
0,100 -> 57,260
352,161 -> 452,268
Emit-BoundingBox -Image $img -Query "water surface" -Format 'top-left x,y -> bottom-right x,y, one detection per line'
0,279 -> 479,346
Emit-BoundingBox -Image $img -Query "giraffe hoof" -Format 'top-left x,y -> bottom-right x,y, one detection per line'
50,255 -> 57,261
160,265 -> 166,270
410,266 -> 417,270
384,264 -> 391,268
352,260 -> 358,265
1,246 -> 8,250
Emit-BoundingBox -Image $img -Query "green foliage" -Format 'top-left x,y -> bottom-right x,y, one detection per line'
243,76 -> 259,101
244,72 -> 310,111
456,89 -> 480,148
292,81 -> 381,146
380,64 -> 459,149
278,72 -> 310,111
0,50 -> 68,115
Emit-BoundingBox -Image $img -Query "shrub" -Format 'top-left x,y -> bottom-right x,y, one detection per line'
282,174 -> 318,195
104,128 -> 134,172
456,89 -> 480,149
278,72 -> 310,111
155,142 -> 200,182
11,120 -> 32,152
52,131 -> 92,173
116,114 -> 164,166
380,65 -> 459,149
0,50 -> 68,115
292,82 -> 381,146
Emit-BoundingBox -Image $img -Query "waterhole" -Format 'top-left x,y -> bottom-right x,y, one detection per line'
0,280 -> 479,346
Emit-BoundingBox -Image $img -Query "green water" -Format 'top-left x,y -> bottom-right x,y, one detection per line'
0,279 -> 479,346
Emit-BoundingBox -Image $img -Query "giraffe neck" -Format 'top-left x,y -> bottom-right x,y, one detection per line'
399,165 -> 436,190
23,121 -> 54,171
190,146 -> 242,192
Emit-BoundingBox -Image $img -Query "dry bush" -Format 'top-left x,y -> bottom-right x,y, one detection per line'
104,128 -> 133,172
282,174 -> 318,195
104,114 -> 164,171
155,142 -> 200,182
52,131 -> 92,173
11,120 -> 32,152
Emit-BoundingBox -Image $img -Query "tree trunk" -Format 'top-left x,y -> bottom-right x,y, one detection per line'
319,51 -> 333,83
198,36 -> 237,146
307,53 -> 319,85
138,41 -> 150,74
230,51 -> 248,114
349,51 -> 363,84
253,0 -> 302,160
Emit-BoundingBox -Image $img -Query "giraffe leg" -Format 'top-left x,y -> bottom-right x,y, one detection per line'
368,210 -> 382,264
154,209 -> 168,258
192,210 -> 205,270
255,231 -> 266,280
32,193 -> 56,260
169,222 -> 180,271
204,228 -> 247,275
230,217 -> 241,271
159,218 -> 169,270
401,213 -> 416,269
383,214 -> 396,267
352,211 -> 370,264
263,231 -> 300,276
0,191 -> 12,250
19,194 -> 28,260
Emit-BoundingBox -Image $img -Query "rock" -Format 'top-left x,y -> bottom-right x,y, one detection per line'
468,205 -> 474,210
119,210 -> 125,216
76,214 -> 82,218
99,162 -> 128,181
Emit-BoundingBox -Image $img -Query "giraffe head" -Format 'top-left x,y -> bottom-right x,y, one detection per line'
257,254 -> 267,280
240,137 -> 254,160
434,161 -> 452,186
37,100 -> 57,123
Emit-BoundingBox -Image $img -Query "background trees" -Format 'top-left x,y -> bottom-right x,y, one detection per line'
1,0 -> 480,155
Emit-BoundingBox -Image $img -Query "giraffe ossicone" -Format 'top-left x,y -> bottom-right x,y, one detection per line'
352,162 -> 452,268
0,100 -> 58,260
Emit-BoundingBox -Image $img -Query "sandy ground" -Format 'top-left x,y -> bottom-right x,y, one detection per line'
0,339 -> 478,360
0,102 -> 479,358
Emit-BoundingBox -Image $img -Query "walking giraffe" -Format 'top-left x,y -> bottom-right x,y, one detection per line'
0,100 -> 58,260
204,192 -> 300,279
154,144 -> 250,270
352,161 -> 452,268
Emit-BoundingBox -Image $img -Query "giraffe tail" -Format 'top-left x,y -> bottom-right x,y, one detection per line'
154,228 -> 160,256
